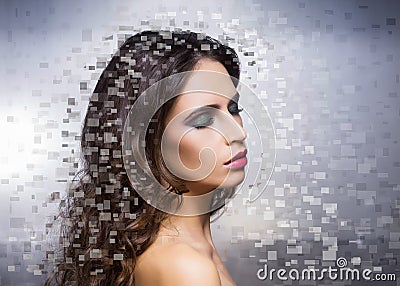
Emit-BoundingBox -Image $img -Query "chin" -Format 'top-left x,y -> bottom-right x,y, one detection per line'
188,170 -> 246,193
217,171 -> 246,189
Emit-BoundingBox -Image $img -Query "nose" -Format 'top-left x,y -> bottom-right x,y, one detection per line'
222,112 -> 247,145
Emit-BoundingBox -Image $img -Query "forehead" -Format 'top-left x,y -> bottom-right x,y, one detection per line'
167,59 -> 238,115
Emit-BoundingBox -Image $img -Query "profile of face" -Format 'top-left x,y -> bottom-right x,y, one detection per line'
161,58 -> 248,196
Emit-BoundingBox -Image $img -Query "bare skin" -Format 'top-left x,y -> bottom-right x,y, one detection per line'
134,214 -> 237,286
134,58 -> 246,286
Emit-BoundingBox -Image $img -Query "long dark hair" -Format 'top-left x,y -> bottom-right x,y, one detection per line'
45,29 -> 240,286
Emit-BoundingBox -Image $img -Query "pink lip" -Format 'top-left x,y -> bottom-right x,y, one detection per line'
224,149 -> 248,169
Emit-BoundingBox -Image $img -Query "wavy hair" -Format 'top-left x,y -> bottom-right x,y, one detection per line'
45,29 -> 240,286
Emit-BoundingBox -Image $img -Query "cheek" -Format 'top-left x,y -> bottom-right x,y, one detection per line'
178,132 -> 223,169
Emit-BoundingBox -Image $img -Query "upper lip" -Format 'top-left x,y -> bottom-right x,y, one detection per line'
224,149 -> 247,164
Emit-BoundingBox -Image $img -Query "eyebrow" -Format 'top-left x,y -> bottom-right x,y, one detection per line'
183,92 -> 240,122
183,104 -> 220,123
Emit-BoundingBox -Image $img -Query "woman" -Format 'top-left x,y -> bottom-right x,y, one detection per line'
45,29 -> 247,286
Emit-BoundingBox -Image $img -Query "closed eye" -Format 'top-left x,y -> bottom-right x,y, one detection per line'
190,113 -> 215,129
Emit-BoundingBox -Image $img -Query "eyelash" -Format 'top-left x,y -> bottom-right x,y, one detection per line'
193,103 -> 243,129
229,103 -> 243,115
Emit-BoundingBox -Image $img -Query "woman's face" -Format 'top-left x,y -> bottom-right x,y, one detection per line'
161,58 -> 248,196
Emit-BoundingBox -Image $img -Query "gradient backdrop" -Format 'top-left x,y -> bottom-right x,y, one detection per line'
1,0 -> 399,285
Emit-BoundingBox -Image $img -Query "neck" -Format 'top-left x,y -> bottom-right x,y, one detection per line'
157,185 -> 217,249
161,212 -> 214,246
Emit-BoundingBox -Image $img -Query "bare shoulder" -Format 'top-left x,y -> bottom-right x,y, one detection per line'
135,243 -> 221,286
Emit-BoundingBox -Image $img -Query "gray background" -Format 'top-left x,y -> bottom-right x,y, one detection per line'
0,0 -> 399,285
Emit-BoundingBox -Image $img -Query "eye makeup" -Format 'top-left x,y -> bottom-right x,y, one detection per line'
190,112 -> 215,129
183,92 -> 243,129
184,105 -> 217,129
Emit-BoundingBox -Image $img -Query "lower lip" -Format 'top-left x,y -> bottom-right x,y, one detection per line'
223,156 -> 247,169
